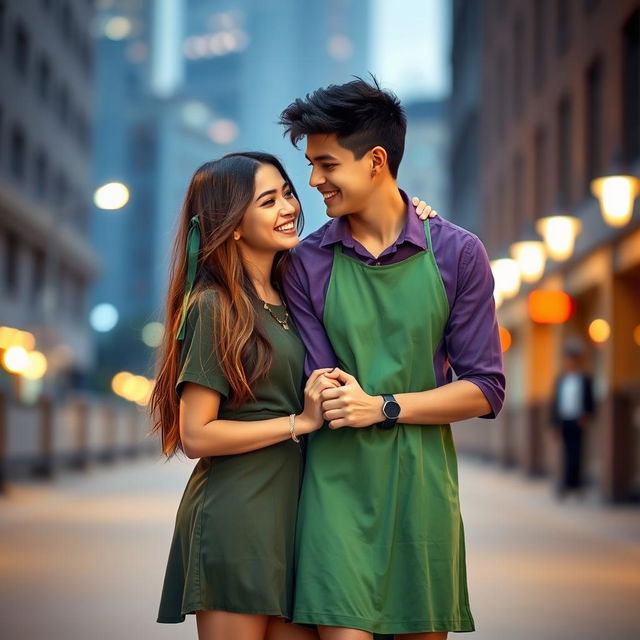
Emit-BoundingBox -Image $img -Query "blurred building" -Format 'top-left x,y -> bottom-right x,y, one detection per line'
449,0 -> 482,236
90,0 -> 371,382
400,99 -> 449,215
451,0 -> 640,502
0,1 -> 99,399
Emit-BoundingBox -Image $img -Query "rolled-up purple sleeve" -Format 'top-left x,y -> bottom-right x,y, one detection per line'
445,235 -> 505,418
283,252 -> 338,378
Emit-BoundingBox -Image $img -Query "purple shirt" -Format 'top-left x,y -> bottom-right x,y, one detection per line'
283,191 -> 505,418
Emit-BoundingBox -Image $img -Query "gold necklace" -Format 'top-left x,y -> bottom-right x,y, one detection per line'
262,299 -> 290,331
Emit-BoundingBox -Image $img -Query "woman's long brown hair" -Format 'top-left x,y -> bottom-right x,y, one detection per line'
150,152 -> 304,457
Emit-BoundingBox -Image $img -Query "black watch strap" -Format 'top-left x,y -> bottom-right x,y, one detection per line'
380,393 -> 400,429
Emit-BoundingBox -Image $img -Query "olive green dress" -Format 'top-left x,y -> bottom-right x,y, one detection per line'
157,289 -> 306,623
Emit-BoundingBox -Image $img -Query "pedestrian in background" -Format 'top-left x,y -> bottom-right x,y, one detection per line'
551,341 -> 595,499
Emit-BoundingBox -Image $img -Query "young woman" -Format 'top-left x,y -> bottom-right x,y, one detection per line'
151,151 -> 435,640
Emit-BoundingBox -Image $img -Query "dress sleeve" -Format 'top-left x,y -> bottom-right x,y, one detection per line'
176,290 -> 231,398
444,235 -> 506,418
282,253 -> 338,378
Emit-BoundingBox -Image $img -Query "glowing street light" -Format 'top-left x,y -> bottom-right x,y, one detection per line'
535,215 -> 582,262
94,182 -> 129,210
2,346 -> 29,374
491,258 -> 521,299
591,174 -> 640,227
509,241 -> 547,283
588,318 -> 611,344
22,351 -> 48,380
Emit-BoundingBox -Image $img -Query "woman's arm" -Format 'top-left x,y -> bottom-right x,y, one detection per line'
180,369 -> 336,458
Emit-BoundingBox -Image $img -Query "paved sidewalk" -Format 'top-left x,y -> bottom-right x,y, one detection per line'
0,455 -> 638,639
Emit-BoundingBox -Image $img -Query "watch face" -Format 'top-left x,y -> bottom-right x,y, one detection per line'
383,400 -> 401,420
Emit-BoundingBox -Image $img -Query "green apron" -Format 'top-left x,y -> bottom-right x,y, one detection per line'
293,221 -> 475,635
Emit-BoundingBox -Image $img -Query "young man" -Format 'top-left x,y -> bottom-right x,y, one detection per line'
280,79 -> 505,640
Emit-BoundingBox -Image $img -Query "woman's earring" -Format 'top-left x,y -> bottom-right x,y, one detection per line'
233,232 -> 240,241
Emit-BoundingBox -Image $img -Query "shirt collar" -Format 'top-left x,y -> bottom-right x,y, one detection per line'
319,189 -> 428,251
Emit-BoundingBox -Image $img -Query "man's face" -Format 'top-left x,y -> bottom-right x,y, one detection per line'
304,133 -> 373,218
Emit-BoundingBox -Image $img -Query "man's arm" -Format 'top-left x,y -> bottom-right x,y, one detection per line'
282,252 -> 338,377
320,234 -> 505,429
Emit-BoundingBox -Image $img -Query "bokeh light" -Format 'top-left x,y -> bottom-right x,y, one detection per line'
22,351 -> 48,380
588,319 -> 611,344
499,327 -> 512,352
94,182 -> 130,210
207,119 -> 238,145
2,346 -> 29,374
142,322 -> 164,348
104,16 -> 132,41
90,304 -> 119,333
528,290 -> 574,324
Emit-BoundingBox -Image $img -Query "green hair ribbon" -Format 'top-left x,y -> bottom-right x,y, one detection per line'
175,216 -> 201,341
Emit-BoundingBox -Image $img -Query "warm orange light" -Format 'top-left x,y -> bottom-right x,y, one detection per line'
0,327 -> 35,350
499,327 -> 512,352
111,371 -> 132,396
634,324 -> 640,347
22,351 -> 48,380
588,319 -> 610,344
528,290 -> 574,324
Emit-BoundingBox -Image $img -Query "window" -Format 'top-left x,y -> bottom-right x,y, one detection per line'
534,127 -> 548,217
496,50 -> 507,141
556,0 -> 571,55
585,57 -> 604,188
34,150 -> 48,199
72,274 -> 86,317
54,171 -> 68,209
556,97 -> 572,208
13,21 -> 29,75
623,10 -> 640,164
513,153 -> 525,225
74,196 -> 88,234
10,124 -> 26,181
60,2 -> 72,40
31,247 -> 46,302
58,84 -> 69,125
4,231 -> 18,295
37,56 -> 51,102
0,1 -> 6,50
513,16 -> 524,117
80,36 -> 93,75
532,0 -> 546,89
78,112 -> 91,151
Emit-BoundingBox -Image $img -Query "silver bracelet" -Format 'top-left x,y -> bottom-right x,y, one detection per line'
289,414 -> 300,443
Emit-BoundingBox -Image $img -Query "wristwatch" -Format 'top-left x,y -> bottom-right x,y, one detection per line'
380,394 -> 401,429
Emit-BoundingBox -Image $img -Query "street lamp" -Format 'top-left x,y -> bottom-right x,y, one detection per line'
590,174 -> 640,227
535,215 -> 582,262
509,241 -> 547,283
491,258 -> 521,299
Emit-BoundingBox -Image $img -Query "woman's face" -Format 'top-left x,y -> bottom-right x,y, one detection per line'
235,163 -> 301,255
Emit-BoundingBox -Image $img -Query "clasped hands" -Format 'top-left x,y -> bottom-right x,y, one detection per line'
319,368 -> 383,430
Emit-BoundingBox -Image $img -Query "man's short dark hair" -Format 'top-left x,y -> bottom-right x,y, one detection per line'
279,76 -> 407,179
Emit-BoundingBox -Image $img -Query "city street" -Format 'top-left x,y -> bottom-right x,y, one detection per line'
0,454 -> 638,640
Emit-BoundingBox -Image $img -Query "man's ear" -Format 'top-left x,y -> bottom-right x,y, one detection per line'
370,146 -> 388,176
